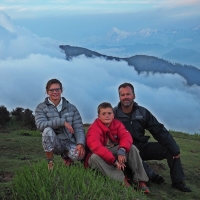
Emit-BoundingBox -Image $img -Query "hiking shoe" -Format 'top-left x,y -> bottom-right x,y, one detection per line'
61,153 -> 74,166
139,182 -> 150,194
123,177 -> 131,187
62,157 -> 74,166
151,174 -> 165,184
48,160 -> 54,170
171,181 -> 192,192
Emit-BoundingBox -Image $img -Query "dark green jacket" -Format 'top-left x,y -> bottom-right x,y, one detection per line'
114,102 -> 180,156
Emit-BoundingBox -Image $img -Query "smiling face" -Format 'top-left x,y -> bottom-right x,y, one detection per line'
98,107 -> 114,127
47,83 -> 62,105
119,86 -> 135,108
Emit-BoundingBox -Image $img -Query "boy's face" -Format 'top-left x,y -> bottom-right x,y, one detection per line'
98,107 -> 114,127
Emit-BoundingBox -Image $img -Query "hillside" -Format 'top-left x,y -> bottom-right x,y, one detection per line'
1,127 -> 200,200
59,45 -> 200,86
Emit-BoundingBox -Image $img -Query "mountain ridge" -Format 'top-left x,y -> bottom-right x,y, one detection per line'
59,45 -> 200,86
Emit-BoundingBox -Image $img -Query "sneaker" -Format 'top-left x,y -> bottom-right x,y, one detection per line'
62,157 -> 74,166
139,181 -> 150,194
48,160 -> 54,170
151,174 -> 165,184
123,177 -> 131,187
61,153 -> 74,166
171,181 -> 192,192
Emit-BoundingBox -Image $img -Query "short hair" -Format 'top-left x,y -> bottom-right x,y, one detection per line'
46,79 -> 63,91
97,102 -> 113,114
118,82 -> 134,94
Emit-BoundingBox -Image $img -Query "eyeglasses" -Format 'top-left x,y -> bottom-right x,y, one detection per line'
48,88 -> 61,92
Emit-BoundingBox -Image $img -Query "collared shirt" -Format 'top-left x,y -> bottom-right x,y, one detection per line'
48,98 -> 63,112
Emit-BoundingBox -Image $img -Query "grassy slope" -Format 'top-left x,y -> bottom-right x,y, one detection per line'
0,128 -> 200,200
145,131 -> 200,200
0,129 -> 44,199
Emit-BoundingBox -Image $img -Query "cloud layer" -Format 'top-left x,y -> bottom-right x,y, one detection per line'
1,1 -> 200,16
0,11 -> 200,134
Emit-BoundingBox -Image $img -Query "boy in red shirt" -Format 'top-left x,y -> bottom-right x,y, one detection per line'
85,102 -> 150,193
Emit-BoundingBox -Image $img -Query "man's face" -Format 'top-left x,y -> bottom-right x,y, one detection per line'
119,86 -> 135,107
98,107 -> 114,127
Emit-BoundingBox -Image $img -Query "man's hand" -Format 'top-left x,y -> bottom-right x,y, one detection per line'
173,154 -> 180,159
75,144 -> 85,158
64,122 -> 74,133
118,155 -> 126,164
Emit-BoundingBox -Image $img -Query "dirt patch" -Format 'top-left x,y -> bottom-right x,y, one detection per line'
0,171 -> 14,183
190,150 -> 198,153
20,156 -> 30,160
146,161 -> 166,173
22,132 -> 31,136
0,128 -> 10,133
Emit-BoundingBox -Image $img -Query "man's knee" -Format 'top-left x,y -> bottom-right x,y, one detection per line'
139,142 -> 169,160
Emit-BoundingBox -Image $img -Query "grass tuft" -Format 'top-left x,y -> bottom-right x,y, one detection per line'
14,129 -> 41,137
11,161 -> 146,200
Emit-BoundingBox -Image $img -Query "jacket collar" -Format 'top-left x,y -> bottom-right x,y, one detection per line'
96,118 -> 110,133
116,102 -> 138,116
45,97 -> 69,109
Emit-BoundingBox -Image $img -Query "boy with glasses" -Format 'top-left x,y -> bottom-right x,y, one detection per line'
35,79 -> 85,169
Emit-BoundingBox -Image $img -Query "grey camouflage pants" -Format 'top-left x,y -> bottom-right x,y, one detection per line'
42,127 -> 83,161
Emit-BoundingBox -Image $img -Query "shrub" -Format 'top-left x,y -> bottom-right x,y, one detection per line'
16,129 -> 41,136
11,107 -> 24,121
23,109 -> 37,130
0,105 -> 11,128
11,107 -> 37,130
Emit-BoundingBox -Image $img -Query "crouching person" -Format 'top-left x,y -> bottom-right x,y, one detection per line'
35,79 -> 85,170
84,102 -> 150,193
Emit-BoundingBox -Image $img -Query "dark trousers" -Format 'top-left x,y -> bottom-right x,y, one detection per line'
135,142 -> 185,184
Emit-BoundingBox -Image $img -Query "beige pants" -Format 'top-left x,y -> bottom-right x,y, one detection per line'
88,145 -> 149,183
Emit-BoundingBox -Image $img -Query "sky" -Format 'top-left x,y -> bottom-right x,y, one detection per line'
0,1 -> 200,134
1,0 -> 200,45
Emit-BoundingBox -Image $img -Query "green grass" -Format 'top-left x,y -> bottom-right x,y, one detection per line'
14,129 -> 41,137
12,161 -> 145,200
0,127 -> 200,200
144,131 -> 200,200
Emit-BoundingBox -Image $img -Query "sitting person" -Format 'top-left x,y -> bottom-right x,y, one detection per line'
35,78 -> 85,169
84,102 -> 150,193
114,82 -> 191,192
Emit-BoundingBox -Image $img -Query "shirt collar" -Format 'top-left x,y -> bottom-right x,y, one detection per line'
48,97 -> 63,108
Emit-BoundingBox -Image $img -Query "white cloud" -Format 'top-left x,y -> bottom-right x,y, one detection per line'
0,12 -> 64,59
0,11 -> 15,32
1,0 -> 200,19
0,11 -> 200,134
193,25 -> 200,31
1,53 -> 200,134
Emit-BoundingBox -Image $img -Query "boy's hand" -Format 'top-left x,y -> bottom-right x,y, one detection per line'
75,144 -> 85,158
64,122 -> 74,133
115,161 -> 126,171
118,155 -> 126,164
